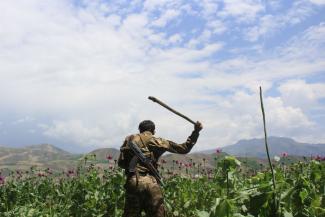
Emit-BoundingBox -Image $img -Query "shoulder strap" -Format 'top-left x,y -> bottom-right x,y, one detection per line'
138,133 -> 152,150
138,133 -> 156,163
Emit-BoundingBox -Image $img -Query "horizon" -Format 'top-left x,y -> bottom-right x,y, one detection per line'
0,0 -> 324,153
1,135 -> 324,154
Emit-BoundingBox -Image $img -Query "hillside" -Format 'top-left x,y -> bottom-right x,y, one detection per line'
0,144 -> 78,170
220,136 -> 325,158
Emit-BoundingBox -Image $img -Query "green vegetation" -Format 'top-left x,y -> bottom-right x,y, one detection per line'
0,155 -> 324,217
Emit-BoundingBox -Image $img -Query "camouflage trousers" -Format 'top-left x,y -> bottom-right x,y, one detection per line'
122,174 -> 165,217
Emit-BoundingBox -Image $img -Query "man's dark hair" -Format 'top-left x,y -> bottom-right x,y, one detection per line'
138,120 -> 155,133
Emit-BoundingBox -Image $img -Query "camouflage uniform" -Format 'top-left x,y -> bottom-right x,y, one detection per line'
118,130 -> 200,217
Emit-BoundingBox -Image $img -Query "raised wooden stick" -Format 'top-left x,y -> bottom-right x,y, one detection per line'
148,96 -> 196,125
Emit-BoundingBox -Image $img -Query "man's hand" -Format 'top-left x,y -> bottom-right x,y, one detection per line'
194,121 -> 203,132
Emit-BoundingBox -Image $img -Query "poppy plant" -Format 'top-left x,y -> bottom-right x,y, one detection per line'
281,152 -> 288,158
38,173 -> 46,177
0,176 -> 5,185
315,155 -> 322,161
67,169 -> 75,177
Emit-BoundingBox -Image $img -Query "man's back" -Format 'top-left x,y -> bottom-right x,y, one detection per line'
118,120 -> 203,217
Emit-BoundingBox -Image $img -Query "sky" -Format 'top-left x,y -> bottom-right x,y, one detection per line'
0,0 -> 324,153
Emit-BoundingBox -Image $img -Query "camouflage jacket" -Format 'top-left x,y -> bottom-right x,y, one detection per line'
118,130 -> 200,174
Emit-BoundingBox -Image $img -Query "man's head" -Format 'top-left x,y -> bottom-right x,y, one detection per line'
138,120 -> 155,134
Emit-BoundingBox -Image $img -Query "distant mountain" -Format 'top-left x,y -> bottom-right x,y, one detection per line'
0,144 -> 77,170
25,144 -> 71,155
217,137 -> 325,158
88,148 -> 120,161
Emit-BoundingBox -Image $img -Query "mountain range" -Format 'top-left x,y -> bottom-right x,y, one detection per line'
0,136 -> 324,172
199,136 -> 325,158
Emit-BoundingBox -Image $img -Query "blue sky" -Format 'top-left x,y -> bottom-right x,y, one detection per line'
0,0 -> 324,153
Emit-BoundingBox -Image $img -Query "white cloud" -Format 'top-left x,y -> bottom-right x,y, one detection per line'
278,22 -> 325,59
190,88 -> 317,150
245,1 -> 315,41
155,43 -> 223,62
106,15 -> 122,27
199,0 -> 219,17
168,34 -> 182,44
186,30 -> 213,47
309,0 -> 325,5
219,0 -> 264,23
203,23 -> 325,88
12,116 -> 35,125
151,9 -> 180,27
207,20 -> 227,34
42,120 -> 108,147
245,14 -> 278,42
278,79 -> 325,110
143,0 -> 177,11
267,0 -> 283,10
265,97 -> 314,129
303,22 -> 325,42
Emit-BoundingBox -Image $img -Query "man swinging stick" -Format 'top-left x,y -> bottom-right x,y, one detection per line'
118,96 -> 203,217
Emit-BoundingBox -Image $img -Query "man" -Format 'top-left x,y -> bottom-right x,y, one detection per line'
118,120 -> 203,217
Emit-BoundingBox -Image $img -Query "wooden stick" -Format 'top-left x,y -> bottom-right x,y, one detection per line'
259,86 -> 278,215
148,96 -> 196,125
